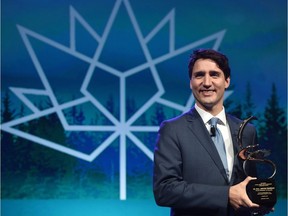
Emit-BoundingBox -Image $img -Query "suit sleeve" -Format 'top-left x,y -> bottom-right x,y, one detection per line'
153,120 -> 230,210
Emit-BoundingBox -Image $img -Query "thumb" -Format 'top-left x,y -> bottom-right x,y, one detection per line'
244,176 -> 256,185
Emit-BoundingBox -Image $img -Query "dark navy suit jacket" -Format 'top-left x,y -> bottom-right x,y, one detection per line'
153,107 -> 257,216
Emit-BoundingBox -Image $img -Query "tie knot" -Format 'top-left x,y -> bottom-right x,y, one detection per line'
210,117 -> 219,127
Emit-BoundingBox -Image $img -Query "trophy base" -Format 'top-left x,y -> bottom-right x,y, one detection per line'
246,178 -> 277,207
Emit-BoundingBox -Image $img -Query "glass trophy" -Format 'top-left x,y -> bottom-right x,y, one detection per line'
237,116 -> 277,210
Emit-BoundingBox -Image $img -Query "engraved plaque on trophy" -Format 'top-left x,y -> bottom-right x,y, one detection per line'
237,116 -> 277,208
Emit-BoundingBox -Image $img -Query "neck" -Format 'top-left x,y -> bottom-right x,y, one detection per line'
196,103 -> 223,116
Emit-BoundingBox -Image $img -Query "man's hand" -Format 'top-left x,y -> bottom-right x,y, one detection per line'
229,176 -> 259,210
229,176 -> 274,215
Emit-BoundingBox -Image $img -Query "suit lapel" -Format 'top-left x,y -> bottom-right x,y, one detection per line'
186,108 -> 229,183
226,115 -> 242,155
226,115 -> 243,184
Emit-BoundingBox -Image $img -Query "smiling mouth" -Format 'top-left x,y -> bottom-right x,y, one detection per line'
200,90 -> 215,96
200,89 -> 215,92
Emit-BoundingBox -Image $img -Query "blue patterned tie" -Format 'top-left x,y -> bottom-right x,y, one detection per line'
210,117 -> 229,178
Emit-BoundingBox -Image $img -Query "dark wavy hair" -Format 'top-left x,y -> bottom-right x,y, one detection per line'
188,49 -> 231,80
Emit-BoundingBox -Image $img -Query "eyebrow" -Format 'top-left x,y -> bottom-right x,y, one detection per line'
209,70 -> 222,74
192,70 -> 222,75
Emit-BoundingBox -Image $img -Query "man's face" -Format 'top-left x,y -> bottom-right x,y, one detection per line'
190,58 -> 230,114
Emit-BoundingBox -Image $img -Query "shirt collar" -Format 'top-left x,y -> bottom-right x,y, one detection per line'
194,104 -> 227,125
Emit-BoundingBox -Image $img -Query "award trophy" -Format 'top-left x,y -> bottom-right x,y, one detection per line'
237,116 -> 277,209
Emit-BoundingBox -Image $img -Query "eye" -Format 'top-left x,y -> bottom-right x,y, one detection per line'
193,71 -> 204,79
210,71 -> 221,78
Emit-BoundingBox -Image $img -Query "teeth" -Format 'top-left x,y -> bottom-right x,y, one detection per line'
201,90 -> 214,95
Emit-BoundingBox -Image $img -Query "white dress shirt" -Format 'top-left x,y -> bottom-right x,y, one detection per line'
195,104 -> 234,180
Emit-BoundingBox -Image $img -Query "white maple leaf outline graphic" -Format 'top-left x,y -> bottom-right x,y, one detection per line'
1,0 -> 233,200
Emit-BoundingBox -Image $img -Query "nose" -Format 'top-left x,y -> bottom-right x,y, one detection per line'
203,74 -> 212,87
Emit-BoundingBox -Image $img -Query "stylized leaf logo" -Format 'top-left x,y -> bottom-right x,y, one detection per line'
1,0 -> 232,199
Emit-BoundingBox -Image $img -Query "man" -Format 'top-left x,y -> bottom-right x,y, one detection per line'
153,49 -> 272,216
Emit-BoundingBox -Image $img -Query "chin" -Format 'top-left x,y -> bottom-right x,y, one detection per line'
198,103 -> 214,111
201,100 -> 215,107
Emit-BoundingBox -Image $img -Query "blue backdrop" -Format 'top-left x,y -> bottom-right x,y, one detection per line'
1,0 -> 287,215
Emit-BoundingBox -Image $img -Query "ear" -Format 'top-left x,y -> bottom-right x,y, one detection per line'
225,77 -> 230,89
189,79 -> 193,89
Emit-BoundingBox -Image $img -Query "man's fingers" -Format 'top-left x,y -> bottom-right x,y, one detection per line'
243,177 -> 259,208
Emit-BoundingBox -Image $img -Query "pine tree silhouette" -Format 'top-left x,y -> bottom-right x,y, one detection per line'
224,98 -> 243,119
1,91 -> 17,197
151,104 -> 166,126
259,83 -> 287,198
